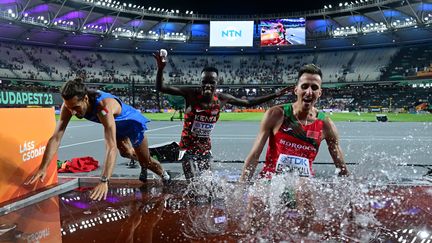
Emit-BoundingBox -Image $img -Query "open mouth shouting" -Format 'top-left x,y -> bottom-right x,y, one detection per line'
303,96 -> 314,105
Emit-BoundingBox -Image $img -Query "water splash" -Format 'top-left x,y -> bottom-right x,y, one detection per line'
179,170 -> 431,241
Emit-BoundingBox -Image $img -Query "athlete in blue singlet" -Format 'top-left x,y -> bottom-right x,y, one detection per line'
26,78 -> 170,201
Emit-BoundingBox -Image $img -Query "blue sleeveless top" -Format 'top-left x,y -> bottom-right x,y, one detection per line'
84,91 -> 149,147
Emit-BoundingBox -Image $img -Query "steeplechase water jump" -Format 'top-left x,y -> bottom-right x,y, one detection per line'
1,1 -> 432,242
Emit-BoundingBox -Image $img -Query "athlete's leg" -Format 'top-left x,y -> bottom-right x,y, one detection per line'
117,137 -> 138,160
134,136 -> 167,179
181,152 -> 212,182
295,177 -> 316,235
180,152 -> 195,182
197,152 -> 212,171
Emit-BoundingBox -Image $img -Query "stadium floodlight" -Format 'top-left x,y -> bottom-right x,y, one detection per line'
324,5 -> 327,9
333,25 -> 357,36
339,3 -> 343,7
157,8 -> 160,11
190,11 -> 193,14
128,3 -> 132,7
176,10 -> 179,13
186,10 -> 189,14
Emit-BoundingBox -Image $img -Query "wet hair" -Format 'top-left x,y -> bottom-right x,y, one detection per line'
60,78 -> 99,103
201,67 -> 218,76
297,64 -> 322,81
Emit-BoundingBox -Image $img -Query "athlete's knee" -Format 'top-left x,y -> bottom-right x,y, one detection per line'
119,150 -> 134,159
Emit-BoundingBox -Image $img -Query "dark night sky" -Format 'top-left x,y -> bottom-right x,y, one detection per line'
129,0 -> 343,15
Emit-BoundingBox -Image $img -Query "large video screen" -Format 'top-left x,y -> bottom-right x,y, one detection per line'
260,18 -> 306,46
210,21 -> 254,47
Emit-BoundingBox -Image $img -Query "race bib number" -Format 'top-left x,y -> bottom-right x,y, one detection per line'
191,121 -> 215,137
276,154 -> 311,177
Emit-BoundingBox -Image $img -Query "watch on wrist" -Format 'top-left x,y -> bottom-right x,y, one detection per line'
100,176 -> 109,183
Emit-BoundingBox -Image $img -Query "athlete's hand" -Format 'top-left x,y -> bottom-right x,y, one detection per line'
276,87 -> 291,97
25,169 -> 47,185
152,51 -> 166,70
90,182 -> 109,201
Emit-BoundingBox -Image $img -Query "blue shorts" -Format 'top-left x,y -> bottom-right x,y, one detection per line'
115,115 -> 150,148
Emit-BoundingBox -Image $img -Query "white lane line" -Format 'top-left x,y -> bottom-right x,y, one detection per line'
69,124 -> 96,128
146,125 -> 181,133
60,138 -> 105,148
59,124 -> 181,149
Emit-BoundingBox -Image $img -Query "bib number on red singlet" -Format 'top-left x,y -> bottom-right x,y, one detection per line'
191,121 -> 215,137
275,154 -> 311,177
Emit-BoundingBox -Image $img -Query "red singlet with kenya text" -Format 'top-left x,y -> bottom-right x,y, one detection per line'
260,103 -> 326,178
179,95 -> 220,154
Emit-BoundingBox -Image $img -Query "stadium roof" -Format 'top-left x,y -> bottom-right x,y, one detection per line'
123,0 -> 341,15
0,0 -> 431,53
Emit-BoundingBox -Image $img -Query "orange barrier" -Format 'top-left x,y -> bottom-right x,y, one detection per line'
0,196 -> 61,242
0,108 -> 57,204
